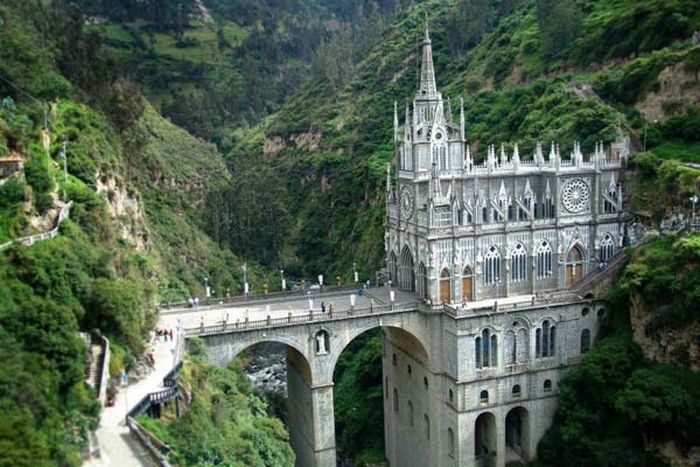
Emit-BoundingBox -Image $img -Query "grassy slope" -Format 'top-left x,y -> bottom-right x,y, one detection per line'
226,0 -> 700,278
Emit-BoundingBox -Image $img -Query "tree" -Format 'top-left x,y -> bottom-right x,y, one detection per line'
536,0 -> 581,62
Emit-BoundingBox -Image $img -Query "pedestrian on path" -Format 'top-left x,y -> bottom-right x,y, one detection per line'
321,301 -> 326,313
169,329 -> 173,341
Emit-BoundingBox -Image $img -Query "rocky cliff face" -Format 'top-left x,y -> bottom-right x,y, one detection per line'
629,294 -> 700,372
96,173 -> 150,251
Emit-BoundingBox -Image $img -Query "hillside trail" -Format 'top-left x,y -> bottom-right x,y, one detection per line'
85,333 -> 175,467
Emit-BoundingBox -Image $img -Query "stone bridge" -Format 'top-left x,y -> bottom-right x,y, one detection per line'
181,289 -> 431,467
175,284 -> 609,467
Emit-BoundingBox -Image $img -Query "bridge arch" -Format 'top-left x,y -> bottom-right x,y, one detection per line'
327,323 -> 431,378
200,333 -> 315,385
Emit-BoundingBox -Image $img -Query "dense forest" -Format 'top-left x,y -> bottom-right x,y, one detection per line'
1,0 -> 700,465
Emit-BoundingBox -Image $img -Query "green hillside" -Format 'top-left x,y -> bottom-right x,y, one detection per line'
79,0 -> 403,144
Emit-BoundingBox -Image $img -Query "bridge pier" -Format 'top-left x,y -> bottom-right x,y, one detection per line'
287,348 -> 336,467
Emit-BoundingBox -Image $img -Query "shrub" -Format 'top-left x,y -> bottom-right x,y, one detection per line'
0,178 -> 25,208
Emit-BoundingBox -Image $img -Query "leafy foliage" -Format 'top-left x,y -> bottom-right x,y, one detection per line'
333,329 -> 386,464
137,348 -> 295,466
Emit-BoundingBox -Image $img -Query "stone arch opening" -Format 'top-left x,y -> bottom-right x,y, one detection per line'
204,338 -> 314,467
399,245 -> 415,292
475,412 -> 497,465
330,324 -> 431,466
505,406 -> 530,464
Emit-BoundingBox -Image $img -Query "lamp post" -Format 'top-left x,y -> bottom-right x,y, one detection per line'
691,195 -> 699,229
318,274 -> 324,293
280,269 -> 286,292
204,277 -> 210,304
353,262 -> 358,284
242,263 -> 248,299
59,141 -> 67,201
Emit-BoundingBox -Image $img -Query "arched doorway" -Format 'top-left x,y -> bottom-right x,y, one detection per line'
475,412 -> 497,466
417,262 -> 428,300
399,246 -> 415,292
440,268 -> 451,303
389,251 -> 398,284
462,266 -> 473,302
505,407 -> 529,465
565,245 -> 585,287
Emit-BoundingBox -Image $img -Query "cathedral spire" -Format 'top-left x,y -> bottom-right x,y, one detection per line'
460,97 -> 465,141
419,25 -> 437,95
393,101 -> 399,142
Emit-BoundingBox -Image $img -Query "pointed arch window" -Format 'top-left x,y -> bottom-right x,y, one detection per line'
600,234 -> 615,262
520,194 -> 532,221
536,320 -> 556,358
434,143 -> 448,171
604,184 -> 618,213
476,329 -> 498,368
536,241 -> 553,278
484,246 -> 501,285
511,244 -> 527,282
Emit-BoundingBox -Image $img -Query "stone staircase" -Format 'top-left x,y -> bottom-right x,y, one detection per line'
572,251 -> 628,296
87,344 -> 105,390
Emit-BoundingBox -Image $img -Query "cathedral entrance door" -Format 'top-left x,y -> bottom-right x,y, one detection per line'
565,245 -> 584,287
462,267 -> 473,302
439,268 -> 451,303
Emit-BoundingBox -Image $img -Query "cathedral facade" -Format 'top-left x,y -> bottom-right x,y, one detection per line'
381,28 -> 627,467
385,28 -> 627,306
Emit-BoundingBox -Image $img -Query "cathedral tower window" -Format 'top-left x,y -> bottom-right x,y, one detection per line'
393,388 -> 399,411
536,241 -> 553,278
600,234 -> 614,262
484,246 -> 501,284
511,244 -> 527,282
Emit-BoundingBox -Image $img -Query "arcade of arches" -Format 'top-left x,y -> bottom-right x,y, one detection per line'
214,325 -> 433,467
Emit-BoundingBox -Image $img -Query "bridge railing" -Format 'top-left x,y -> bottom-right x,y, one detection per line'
441,291 -> 587,318
160,284 -> 368,313
184,301 -> 422,336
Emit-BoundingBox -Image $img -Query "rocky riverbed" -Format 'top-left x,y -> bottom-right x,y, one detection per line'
243,343 -> 287,396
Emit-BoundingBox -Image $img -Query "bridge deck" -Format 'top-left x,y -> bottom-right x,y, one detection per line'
159,287 -> 420,333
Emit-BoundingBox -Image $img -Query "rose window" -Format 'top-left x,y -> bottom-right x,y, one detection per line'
561,178 -> 590,213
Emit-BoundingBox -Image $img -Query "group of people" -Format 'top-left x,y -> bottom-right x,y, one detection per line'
155,327 -> 174,342
320,301 -> 334,313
